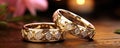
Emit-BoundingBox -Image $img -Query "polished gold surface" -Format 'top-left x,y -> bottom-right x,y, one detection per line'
53,9 -> 95,40
22,22 -> 64,42
1,20 -> 120,48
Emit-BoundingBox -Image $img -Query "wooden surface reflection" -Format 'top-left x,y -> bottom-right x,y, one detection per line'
1,20 -> 120,48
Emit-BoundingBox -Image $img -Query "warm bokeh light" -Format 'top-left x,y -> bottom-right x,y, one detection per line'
68,0 -> 94,13
76,0 -> 85,5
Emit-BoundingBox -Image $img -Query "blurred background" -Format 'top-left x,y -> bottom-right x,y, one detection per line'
1,0 -> 120,48
48,0 -> 120,20
0,0 -> 120,29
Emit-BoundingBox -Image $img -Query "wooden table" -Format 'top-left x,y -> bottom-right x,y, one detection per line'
1,19 -> 120,48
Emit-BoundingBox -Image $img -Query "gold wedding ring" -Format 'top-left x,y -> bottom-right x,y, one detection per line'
53,9 -> 95,39
21,22 -> 64,42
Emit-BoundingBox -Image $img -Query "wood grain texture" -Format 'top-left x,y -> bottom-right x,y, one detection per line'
0,20 -> 120,48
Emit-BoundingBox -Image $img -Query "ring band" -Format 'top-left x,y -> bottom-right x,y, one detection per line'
53,9 -> 95,39
21,22 -> 64,42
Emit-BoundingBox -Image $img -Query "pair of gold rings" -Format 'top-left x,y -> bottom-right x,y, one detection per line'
21,9 -> 95,42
